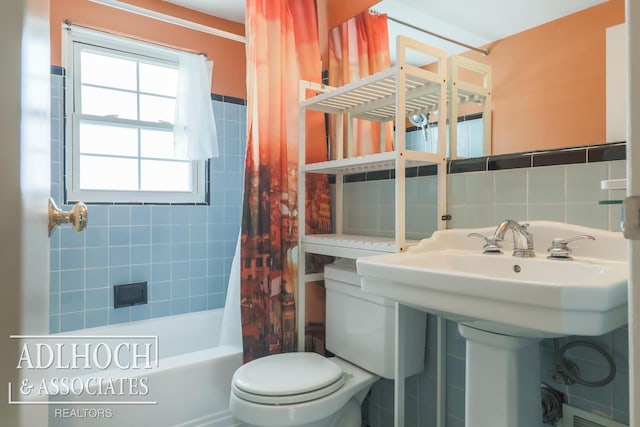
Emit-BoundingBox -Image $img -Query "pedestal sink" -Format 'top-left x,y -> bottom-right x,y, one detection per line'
356,221 -> 627,427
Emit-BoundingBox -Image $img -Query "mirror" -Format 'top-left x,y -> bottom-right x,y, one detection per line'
327,0 -> 626,156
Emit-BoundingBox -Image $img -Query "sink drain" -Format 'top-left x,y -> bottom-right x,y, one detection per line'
513,264 -> 521,273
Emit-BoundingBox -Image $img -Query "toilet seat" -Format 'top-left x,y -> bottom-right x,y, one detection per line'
231,352 -> 347,405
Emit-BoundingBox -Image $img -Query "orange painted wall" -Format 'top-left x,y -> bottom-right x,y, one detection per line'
50,0 -> 246,99
462,0 -> 625,154
323,0 -> 378,30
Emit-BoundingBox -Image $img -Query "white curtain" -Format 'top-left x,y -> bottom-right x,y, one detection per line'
174,53 -> 219,160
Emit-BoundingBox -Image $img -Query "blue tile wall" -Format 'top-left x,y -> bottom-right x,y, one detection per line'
49,71 -> 246,333
352,159 -> 630,426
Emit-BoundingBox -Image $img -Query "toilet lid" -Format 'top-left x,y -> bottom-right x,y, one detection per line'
232,353 -> 346,405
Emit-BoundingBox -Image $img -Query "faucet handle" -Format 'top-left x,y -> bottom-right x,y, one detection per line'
547,235 -> 595,259
564,234 -> 595,244
467,233 -> 503,254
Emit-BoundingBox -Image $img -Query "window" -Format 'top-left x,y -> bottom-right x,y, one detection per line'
63,26 -> 207,203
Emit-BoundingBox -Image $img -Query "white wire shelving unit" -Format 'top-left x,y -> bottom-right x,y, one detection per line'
296,35 -> 492,427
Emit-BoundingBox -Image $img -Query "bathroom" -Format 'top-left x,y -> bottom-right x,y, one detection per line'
2,0 -> 639,426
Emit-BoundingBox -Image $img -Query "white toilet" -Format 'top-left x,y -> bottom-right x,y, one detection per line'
229,259 -> 427,427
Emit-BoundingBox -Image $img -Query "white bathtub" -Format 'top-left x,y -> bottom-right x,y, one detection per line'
46,309 -> 243,427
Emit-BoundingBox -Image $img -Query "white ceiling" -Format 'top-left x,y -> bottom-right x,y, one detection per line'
165,0 -> 607,61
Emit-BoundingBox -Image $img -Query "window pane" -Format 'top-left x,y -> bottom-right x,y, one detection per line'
141,160 -> 191,192
139,63 -> 178,97
80,155 -> 139,190
81,86 -> 138,119
140,95 -> 175,123
140,129 -> 175,159
80,51 -> 137,91
80,122 -> 138,157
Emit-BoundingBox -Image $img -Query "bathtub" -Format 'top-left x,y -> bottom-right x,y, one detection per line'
45,309 -> 243,427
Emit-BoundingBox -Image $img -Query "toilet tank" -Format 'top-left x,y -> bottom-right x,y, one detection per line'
324,259 -> 426,379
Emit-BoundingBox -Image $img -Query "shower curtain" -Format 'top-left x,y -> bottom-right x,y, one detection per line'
241,0 -> 330,362
328,11 -> 392,156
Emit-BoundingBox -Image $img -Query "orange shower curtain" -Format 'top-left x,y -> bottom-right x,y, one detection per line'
241,0 -> 330,362
328,11 -> 392,157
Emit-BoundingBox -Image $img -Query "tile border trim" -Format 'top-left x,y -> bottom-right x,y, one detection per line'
51,65 -> 65,76
210,93 -> 246,105
338,142 -> 627,182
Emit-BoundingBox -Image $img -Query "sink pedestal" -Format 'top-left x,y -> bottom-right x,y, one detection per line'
459,324 -> 542,427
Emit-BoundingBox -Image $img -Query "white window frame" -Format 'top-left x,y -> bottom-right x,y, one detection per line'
62,25 -> 207,204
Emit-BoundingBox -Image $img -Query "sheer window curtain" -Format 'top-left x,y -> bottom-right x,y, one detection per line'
174,52 -> 219,160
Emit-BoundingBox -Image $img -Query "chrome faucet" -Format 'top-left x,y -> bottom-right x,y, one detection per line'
493,220 -> 535,257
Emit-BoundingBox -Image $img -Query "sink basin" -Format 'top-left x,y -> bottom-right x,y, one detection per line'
357,221 -> 627,338
358,221 -> 628,427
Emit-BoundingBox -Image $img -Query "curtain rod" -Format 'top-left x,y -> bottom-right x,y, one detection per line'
385,15 -> 489,56
88,0 -> 246,44
63,20 -> 209,57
